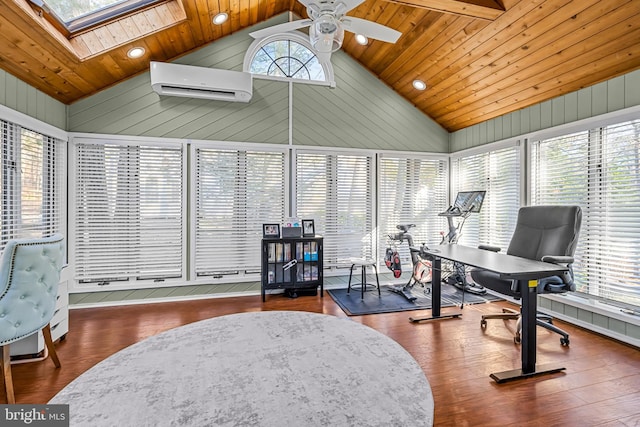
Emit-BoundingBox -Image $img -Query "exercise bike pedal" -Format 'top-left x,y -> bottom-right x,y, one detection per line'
389,285 -> 417,302
449,279 -> 487,295
405,291 -> 417,301
402,291 -> 417,302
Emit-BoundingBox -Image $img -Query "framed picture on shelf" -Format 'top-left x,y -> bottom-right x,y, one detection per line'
302,219 -> 315,237
263,223 -> 280,238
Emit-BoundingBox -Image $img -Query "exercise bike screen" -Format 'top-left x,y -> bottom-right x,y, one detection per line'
454,191 -> 486,213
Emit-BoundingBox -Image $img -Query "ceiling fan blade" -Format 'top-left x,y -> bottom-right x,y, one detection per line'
249,19 -> 313,39
336,0 -> 366,13
340,17 -> 401,43
299,0 -> 365,13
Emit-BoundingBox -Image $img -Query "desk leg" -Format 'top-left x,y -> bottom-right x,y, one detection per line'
521,279 -> 537,373
409,257 -> 462,323
490,279 -> 566,383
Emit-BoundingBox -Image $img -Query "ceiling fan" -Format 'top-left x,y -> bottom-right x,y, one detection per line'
249,0 -> 401,63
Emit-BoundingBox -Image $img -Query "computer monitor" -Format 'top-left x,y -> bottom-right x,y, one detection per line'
453,191 -> 486,213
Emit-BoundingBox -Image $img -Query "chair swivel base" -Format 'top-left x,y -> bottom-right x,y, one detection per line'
480,308 -> 571,346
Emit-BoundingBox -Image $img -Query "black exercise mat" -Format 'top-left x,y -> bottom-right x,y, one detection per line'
328,283 -> 502,316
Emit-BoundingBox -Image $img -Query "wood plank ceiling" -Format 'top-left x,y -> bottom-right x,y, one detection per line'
1,0 -> 639,132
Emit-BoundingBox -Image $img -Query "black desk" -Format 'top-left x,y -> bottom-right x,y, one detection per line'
411,244 -> 569,383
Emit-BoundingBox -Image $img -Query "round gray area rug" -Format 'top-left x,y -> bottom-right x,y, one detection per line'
50,310 -> 434,426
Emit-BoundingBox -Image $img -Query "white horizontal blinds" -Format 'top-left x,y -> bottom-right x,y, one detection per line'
378,157 -> 448,264
531,131 -> 590,205
530,131 -> 589,288
74,142 -> 183,284
195,148 -> 285,276
137,146 -> 183,279
599,121 -> 640,307
296,152 -> 373,268
451,145 -> 520,249
1,121 -> 19,245
531,120 -> 640,308
0,121 -> 65,251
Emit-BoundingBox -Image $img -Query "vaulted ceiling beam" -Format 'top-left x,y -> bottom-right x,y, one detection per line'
383,0 -> 504,20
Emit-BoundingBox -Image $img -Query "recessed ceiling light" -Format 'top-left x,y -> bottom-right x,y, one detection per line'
413,79 -> 427,91
355,34 -> 368,45
127,47 -> 145,59
213,12 -> 228,25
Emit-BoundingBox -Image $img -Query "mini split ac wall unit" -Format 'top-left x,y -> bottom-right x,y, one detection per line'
150,61 -> 253,103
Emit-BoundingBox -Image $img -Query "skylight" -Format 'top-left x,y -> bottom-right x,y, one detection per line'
31,0 -> 162,33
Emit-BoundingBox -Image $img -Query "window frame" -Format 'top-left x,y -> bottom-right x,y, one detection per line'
69,134 -> 188,291
449,139 -> 524,250
293,148 -> 375,270
243,32 -> 336,88
527,107 -> 640,310
189,141 -> 289,283
0,105 -> 67,254
29,0 -> 164,36
377,152 -> 449,266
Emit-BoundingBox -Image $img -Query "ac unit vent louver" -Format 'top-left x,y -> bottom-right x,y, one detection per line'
150,62 -> 252,103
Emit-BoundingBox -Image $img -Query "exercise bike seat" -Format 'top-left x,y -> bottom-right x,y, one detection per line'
397,224 -> 416,232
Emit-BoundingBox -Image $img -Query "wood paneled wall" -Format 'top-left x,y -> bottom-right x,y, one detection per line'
293,51 -> 448,152
67,15 -> 290,144
0,69 -> 67,130
67,14 -> 448,152
449,69 -> 640,152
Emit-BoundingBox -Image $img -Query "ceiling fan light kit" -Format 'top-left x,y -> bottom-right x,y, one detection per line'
355,34 -> 368,45
310,16 -> 344,51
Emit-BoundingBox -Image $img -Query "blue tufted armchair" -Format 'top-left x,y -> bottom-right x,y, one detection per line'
0,234 -> 65,404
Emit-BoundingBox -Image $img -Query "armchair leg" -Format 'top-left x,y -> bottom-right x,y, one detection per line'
1,344 -> 15,404
43,324 -> 61,368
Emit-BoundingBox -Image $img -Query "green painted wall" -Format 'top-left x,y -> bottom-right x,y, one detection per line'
293,51 -> 448,152
0,68 -> 67,129
68,15 -> 290,144
68,14 -> 448,152
450,69 -> 640,152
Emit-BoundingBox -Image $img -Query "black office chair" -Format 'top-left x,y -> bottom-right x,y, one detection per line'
470,205 -> 582,346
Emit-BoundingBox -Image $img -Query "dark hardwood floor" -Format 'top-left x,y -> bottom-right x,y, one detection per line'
5,293 -> 640,426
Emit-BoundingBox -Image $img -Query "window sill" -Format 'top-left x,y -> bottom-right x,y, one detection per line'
541,293 -> 640,327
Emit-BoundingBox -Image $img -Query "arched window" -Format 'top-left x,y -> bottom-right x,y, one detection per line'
244,33 -> 335,87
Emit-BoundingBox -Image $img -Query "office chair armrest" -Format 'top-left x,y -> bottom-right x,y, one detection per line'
541,255 -> 574,265
478,244 -> 501,252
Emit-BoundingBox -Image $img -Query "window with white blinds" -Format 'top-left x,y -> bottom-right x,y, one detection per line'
451,144 -> 521,249
531,119 -> 640,309
1,120 -> 65,251
74,141 -> 184,284
378,156 -> 448,265
194,147 -> 286,277
296,152 -> 373,268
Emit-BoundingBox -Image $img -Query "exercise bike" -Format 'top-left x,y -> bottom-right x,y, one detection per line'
385,224 -> 432,302
438,191 -> 487,295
